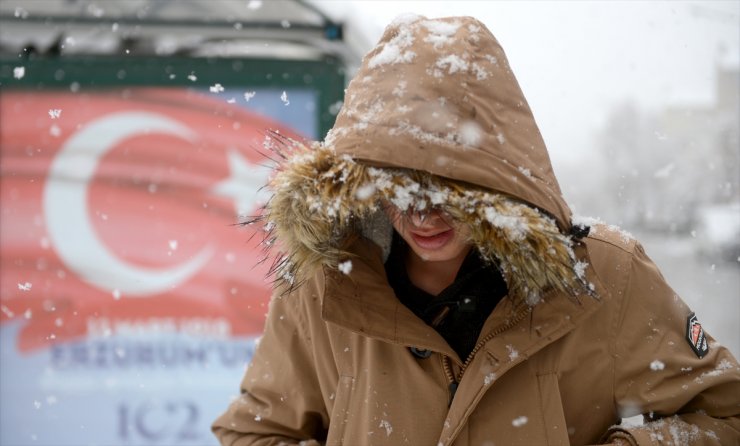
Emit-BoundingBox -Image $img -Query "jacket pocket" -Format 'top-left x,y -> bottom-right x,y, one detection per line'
327,374 -> 355,446
536,372 -> 570,446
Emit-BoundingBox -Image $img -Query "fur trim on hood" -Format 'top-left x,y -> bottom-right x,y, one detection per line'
251,138 -> 592,307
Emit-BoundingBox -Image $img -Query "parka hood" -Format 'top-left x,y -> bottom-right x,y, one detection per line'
326,15 -> 571,229
255,16 -> 593,306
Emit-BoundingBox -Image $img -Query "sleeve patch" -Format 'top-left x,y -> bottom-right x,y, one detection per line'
686,313 -> 709,358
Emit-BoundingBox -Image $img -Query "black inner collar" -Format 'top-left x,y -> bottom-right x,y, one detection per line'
384,232 -> 508,359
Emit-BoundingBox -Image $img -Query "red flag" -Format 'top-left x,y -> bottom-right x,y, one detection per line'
1,88 -> 298,351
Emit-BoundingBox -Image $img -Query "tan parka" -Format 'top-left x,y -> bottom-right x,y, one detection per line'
213,15 -> 740,446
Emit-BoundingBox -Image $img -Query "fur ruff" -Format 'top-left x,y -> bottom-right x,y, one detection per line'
251,138 -> 591,306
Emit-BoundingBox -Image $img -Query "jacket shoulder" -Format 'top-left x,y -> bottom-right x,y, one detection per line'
269,269 -> 326,325
581,223 -> 638,297
585,223 -> 637,254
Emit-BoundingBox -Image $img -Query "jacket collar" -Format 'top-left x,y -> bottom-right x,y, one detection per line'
321,236 -> 459,358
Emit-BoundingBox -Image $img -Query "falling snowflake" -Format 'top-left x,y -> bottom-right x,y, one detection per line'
329,100 -> 343,115
653,163 -> 675,178
1,305 -> 14,318
247,0 -> 263,9
512,416 -> 528,427
14,7 -> 29,18
244,91 -> 256,101
48,109 -> 62,119
650,360 -> 666,371
210,83 -> 224,93
459,121 -> 482,147
338,260 -> 353,275
280,91 -> 290,106
187,72 -> 197,82
13,66 -> 25,79
18,282 -> 32,291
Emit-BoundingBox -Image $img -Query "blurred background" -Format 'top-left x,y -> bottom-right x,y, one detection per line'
0,1 -> 737,445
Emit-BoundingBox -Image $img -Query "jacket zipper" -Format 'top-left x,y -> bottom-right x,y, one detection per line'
442,305 -> 531,405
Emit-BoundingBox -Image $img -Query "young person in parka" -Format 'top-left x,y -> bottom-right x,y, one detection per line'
213,15 -> 740,446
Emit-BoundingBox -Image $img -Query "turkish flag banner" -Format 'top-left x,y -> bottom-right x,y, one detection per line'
0,87 -> 306,445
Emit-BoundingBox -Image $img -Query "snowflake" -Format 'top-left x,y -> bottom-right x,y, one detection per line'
506,344 -> 519,360
1,305 -> 15,318
650,360 -> 665,371
247,0 -> 263,9
517,166 -> 532,179
484,372 -> 496,386
378,420 -> 393,436
338,260 -> 353,275
355,184 -> 376,200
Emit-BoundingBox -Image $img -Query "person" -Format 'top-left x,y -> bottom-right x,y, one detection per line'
212,15 -> 740,445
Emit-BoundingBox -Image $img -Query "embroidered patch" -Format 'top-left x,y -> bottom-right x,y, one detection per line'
686,313 -> 709,358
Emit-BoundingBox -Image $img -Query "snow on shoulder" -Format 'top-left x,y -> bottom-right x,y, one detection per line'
572,215 -> 635,248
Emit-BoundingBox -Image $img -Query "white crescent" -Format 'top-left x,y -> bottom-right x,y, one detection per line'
43,111 -> 213,297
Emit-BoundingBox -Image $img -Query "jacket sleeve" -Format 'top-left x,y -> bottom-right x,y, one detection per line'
212,281 -> 330,446
603,243 -> 740,445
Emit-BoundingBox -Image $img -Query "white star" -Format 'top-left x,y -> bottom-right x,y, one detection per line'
211,149 -> 272,216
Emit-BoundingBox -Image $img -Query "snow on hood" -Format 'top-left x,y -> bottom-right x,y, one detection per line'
251,16 -> 593,307
326,15 -> 572,231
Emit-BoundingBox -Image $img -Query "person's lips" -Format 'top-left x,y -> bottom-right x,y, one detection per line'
410,229 -> 454,250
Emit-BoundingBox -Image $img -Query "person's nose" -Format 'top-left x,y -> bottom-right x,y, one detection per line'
408,209 -> 443,227
408,211 -> 427,227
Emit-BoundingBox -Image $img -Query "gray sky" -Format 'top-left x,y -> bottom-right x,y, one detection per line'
315,1 -> 739,166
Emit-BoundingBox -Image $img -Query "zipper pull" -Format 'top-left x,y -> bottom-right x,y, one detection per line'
448,381 -> 458,406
